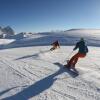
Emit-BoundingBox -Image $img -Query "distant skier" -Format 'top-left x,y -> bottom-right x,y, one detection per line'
64,38 -> 88,70
50,40 -> 60,51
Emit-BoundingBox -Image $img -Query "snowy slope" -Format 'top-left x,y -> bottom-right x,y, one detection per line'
0,29 -> 100,100
0,29 -> 100,49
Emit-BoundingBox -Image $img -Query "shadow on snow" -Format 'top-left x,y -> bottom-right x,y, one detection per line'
15,50 -> 50,60
2,63 -> 78,100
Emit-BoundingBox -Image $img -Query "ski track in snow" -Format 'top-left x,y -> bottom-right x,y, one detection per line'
0,30 -> 100,100
0,45 -> 100,100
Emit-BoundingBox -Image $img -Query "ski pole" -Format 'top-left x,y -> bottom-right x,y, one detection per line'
67,50 -> 74,59
62,50 -> 74,63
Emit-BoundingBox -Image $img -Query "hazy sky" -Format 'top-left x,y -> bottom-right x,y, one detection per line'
0,0 -> 100,33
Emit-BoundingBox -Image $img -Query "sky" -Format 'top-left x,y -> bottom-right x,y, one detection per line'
0,0 -> 100,33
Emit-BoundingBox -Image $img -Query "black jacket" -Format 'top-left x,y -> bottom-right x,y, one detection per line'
73,41 -> 88,54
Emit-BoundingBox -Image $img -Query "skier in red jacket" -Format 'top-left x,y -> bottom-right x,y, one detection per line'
50,40 -> 60,51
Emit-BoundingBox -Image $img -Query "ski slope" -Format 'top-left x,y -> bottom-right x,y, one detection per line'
0,29 -> 100,100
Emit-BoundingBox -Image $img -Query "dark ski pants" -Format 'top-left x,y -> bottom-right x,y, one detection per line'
67,52 -> 86,68
50,47 -> 57,51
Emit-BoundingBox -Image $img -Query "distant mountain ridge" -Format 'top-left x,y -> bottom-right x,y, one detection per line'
67,28 -> 100,31
0,26 -> 15,38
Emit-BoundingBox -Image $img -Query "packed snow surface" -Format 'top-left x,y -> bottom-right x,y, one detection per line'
0,29 -> 100,100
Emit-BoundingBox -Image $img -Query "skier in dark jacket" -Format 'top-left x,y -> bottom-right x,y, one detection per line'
64,38 -> 88,69
50,40 -> 60,51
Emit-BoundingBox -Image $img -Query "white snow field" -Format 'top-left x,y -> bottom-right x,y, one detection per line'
0,29 -> 100,100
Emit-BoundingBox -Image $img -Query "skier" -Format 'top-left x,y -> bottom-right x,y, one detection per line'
50,40 -> 60,51
64,38 -> 88,70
